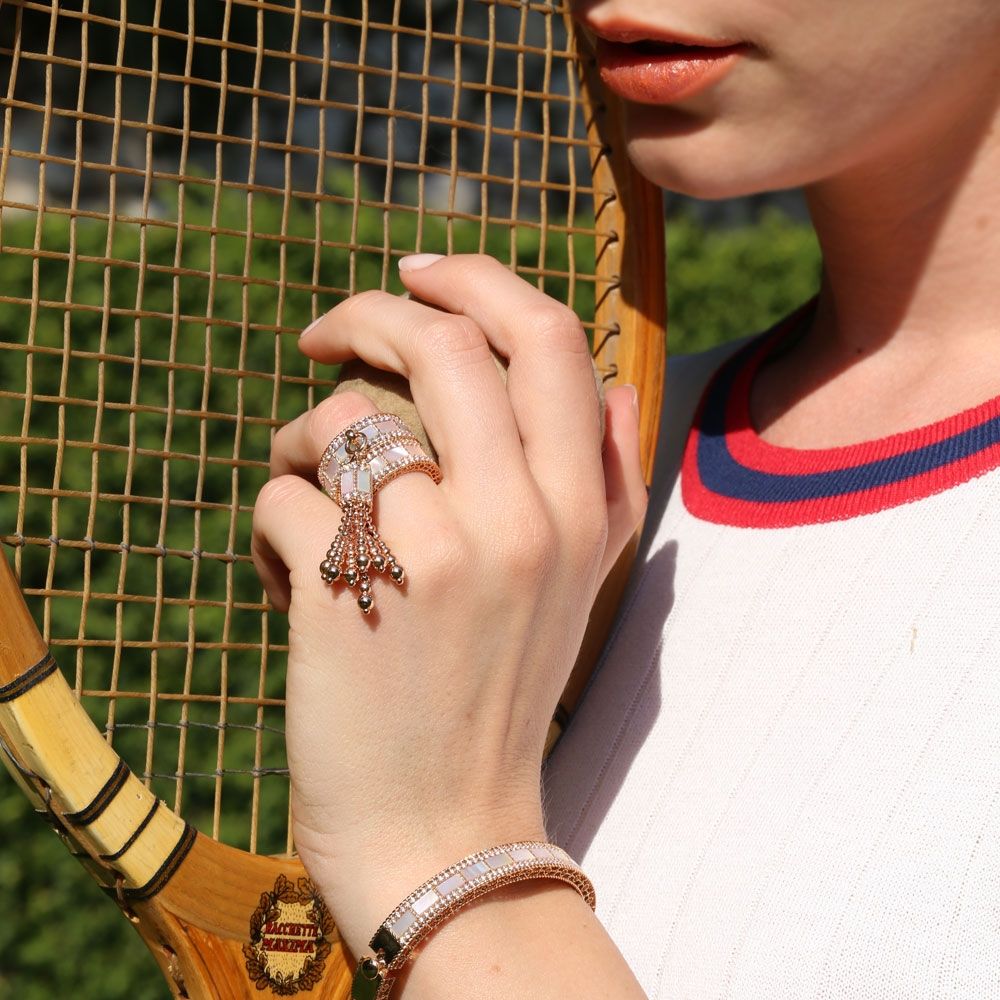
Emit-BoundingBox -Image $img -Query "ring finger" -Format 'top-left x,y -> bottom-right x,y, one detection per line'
264,391 -> 445,603
270,387 -> 444,522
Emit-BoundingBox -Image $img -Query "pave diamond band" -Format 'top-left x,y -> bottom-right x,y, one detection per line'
351,841 -> 596,999
318,414 -> 440,506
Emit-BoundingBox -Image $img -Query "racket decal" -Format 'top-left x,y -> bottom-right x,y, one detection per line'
243,874 -> 336,996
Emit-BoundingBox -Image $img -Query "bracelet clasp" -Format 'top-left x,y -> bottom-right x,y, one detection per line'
351,952 -> 388,1000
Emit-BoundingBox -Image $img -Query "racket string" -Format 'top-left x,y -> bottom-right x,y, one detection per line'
0,0 -> 619,855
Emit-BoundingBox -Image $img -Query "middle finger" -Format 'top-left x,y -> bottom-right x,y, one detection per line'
299,291 -> 531,500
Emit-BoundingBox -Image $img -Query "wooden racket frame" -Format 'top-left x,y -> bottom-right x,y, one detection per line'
0,27 -> 665,1000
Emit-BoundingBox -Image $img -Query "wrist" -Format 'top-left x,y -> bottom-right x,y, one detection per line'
300,810 -> 549,959
347,841 -> 594,1000
391,879 -> 594,999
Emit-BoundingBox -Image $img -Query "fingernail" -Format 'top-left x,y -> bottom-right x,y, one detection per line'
398,253 -> 445,272
625,383 -> 639,415
300,314 -> 324,339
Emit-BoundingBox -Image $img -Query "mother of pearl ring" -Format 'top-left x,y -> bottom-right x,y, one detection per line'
316,412 -> 442,614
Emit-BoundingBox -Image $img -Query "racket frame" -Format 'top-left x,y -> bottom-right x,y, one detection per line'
0,14 -> 665,998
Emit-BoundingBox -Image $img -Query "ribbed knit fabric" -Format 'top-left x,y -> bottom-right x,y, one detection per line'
683,305 -> 1000,527
542,332 -> 1000,998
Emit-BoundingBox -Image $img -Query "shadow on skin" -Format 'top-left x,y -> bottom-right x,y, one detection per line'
544,537 -> 677,858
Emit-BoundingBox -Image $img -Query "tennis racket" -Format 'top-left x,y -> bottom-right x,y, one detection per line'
0,1 -> 665,996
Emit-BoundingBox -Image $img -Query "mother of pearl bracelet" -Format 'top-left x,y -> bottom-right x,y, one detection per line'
350,841 -> 596,999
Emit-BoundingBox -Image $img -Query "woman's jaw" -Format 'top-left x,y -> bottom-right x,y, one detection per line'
573,0 -> 1000,201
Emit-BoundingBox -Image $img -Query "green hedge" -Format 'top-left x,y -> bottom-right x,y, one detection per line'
667,208 -> 821,354
0,202 -> 819,999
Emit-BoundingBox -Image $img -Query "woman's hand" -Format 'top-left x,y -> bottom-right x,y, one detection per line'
251,254 -> 648,957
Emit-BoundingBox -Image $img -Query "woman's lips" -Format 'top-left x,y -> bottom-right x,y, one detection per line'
595,37 -> 748,105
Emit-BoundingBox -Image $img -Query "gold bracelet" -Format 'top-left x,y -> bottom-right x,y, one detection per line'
350,841 -> 596,1000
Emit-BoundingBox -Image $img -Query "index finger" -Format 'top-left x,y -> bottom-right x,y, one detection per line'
396,253 -> 606,513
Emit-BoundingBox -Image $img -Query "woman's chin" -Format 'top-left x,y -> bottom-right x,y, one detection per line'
625,131 -> 799,201
618,94 -> 821,199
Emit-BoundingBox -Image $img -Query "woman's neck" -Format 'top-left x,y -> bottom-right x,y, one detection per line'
807,96 -> 1000,357
752,93 -> 1000,447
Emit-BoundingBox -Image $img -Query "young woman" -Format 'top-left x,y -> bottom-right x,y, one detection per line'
251,1 -> 1000,996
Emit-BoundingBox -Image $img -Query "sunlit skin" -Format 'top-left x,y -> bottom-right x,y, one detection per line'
254,4 -> 1000,998
577,0 -> 1000,449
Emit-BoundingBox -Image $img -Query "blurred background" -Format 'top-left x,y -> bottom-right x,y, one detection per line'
0,2 -> 820,996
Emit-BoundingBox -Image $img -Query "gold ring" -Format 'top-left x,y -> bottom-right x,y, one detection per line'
316,413 -> 442,614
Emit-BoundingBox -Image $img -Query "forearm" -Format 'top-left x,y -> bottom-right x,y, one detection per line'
383,879 -> 647,1000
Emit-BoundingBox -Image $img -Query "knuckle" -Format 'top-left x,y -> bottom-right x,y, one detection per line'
409,519 -> 471,585
255,475 -> 303,517
449,252 -> 501,279
497,502 -> 558,577
515,527 -> 558,577
339,288 -> 387,321
526,303 -> 589,355
420,315 -> 489,364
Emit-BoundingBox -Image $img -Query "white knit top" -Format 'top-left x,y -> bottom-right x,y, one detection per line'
543,320 -> 1000,998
